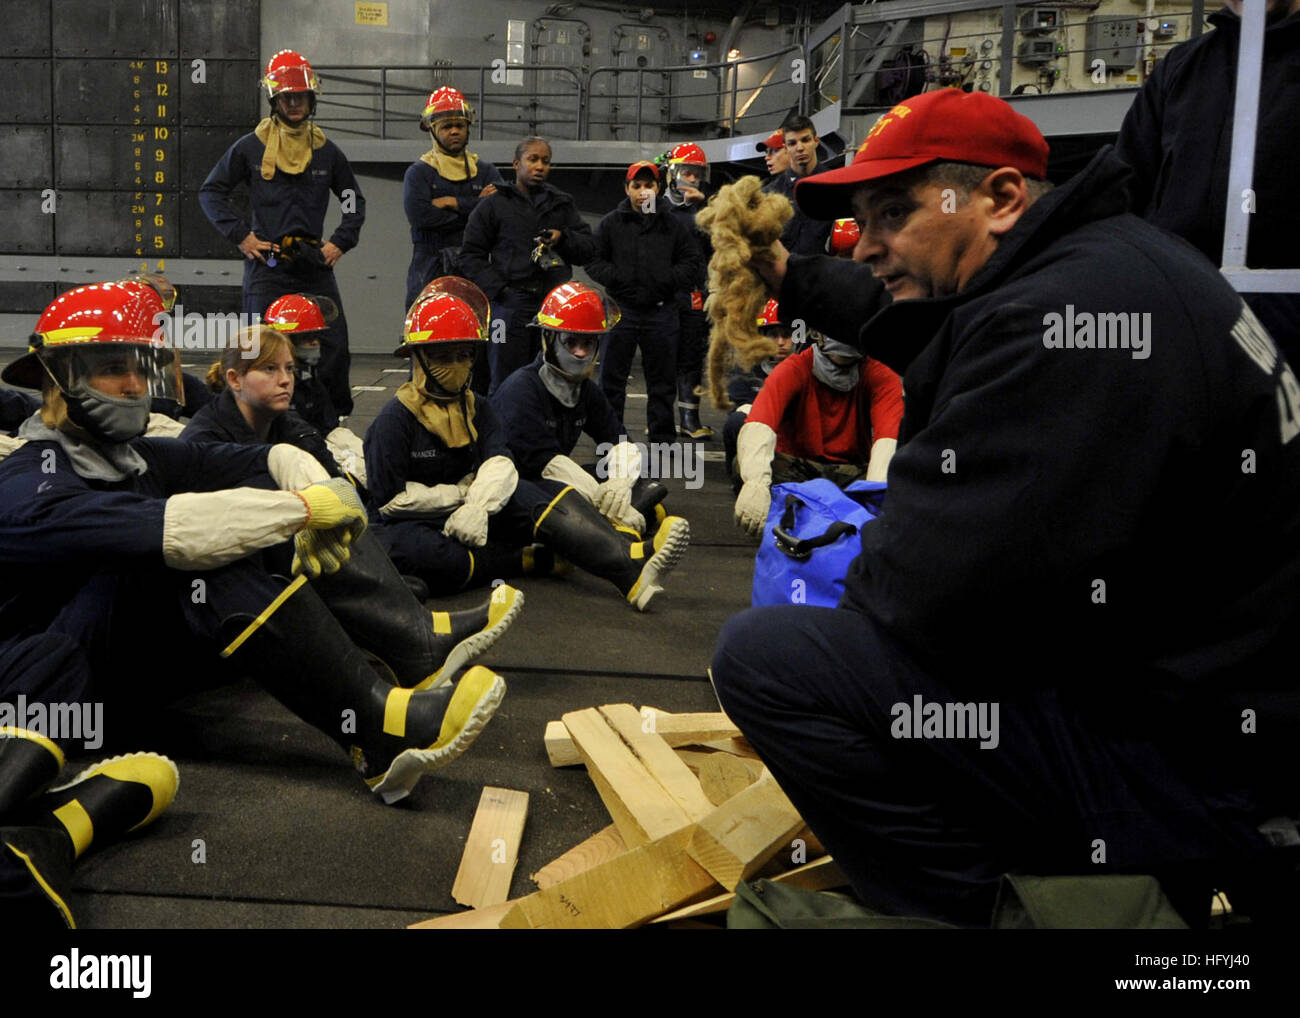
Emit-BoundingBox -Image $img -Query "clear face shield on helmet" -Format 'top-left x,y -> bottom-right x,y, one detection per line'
666,162 -> 710,202
42,344 -> 182,405
287,294 -> 339,366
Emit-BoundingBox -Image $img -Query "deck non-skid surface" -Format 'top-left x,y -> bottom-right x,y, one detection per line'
5,352 -> 759,928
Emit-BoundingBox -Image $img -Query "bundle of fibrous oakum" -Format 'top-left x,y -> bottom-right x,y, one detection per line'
695,175 -> 793,410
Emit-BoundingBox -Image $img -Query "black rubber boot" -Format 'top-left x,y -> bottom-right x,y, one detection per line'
677,370 -> 714,440
220,575 -> 506,804
32,753 -> 179,860
311,528 -> 524,690
2,752 -> 179,929
533,487 -> 690,611
403,574 -> 430,601
0,729 -> 65,820
630,479 -> 670,539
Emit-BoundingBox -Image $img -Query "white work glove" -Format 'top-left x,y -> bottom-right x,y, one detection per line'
443,504 -> 489,547
544,452 -> 644,532
145,413 -> 186,438
267,443 -> 331,490
736,403 -> 753,416
541,453 -> 601,501
0,434 -> 25,462
379,478 -> 469,518
444,456 -> 517,548
326,426 -> 368,486
865,437 -> 896,482
594,439 -> 641,525
734,421 -> 776,539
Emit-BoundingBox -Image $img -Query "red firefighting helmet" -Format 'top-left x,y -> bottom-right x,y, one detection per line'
264,293 -> 339,337
3,280 -> 181,400
396,277 -> 490,356
755,298 -> 787,331
263,50 -> 319,111
421,86 -> 475,132
830,217 -> 861,256
532,282 -> 621,334
664,141 -> 710,192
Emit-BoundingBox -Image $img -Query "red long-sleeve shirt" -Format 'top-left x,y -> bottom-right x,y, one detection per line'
747,348 -> 903,463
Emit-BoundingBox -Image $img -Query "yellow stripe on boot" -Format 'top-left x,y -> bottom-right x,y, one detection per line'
52,800 -> 94,858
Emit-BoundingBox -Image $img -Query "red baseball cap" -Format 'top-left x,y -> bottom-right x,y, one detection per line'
795,89 -> 1049,220
755,130 -> 784,153
626,160 -> 659,182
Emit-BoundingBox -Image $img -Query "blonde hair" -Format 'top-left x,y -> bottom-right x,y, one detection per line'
205,326 -> 294,392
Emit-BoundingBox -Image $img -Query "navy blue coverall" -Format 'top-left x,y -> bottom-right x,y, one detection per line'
199,132 -> 366,418
402,156 -> 504,310
363,396 -> 551,595
0,437 -> 288,923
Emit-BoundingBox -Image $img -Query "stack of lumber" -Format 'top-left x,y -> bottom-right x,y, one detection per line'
410,704 -> 846,929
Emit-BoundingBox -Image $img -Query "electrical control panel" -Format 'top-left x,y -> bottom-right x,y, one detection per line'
1086,15 -> 1141,72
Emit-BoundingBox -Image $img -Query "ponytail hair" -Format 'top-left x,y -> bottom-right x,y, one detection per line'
205,326 -> 293,392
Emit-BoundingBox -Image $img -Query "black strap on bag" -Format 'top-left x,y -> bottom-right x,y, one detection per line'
772,493 -> 858,561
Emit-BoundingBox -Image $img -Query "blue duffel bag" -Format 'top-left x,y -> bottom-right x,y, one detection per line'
751,479 -> 886,608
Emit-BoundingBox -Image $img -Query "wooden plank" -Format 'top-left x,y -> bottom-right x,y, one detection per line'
649,856 -> 848,923
699,737 -> 760,758
673,748 -> 717,775
753,825 -> 828,873
562,707 -> 689,847
698,751 -> 760,805
639,709 -> 742,745
599,704 -> 715,821
544,720 -> 582,767
545,709 -> 745,764
530,824 -> 627,889
499,825 -> 718,929
451,786 -> 529,908
686,770 -> 806,891
407,900 -> 514,929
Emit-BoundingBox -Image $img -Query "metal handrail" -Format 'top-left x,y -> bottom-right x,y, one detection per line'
313,63 -> 585,140
312,44 -> 807,143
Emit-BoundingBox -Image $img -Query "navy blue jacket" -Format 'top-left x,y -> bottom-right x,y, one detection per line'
403,155 -> 505,307
491,355 -> 624,479
181,387 -> 343,477
363,396 -> 511,517
459,183 -> 596,302
0,389 -> 40,435
1114,7 -> 1300,364
779,147 -> 1300,705
586,199 -> 703,313
666,196 -> 712,296
287,361 -> 338,435
199,132 -> 366,251
763,167 -> 833,257
0,438 -> 271,642
726,361 -> 776,408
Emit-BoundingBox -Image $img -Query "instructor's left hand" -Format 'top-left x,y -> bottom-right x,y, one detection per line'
321,241 -> 343,267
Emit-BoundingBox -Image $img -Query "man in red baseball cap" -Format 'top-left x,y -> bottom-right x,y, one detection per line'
755,129 -> 789,179
712,88 -> 1300,926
